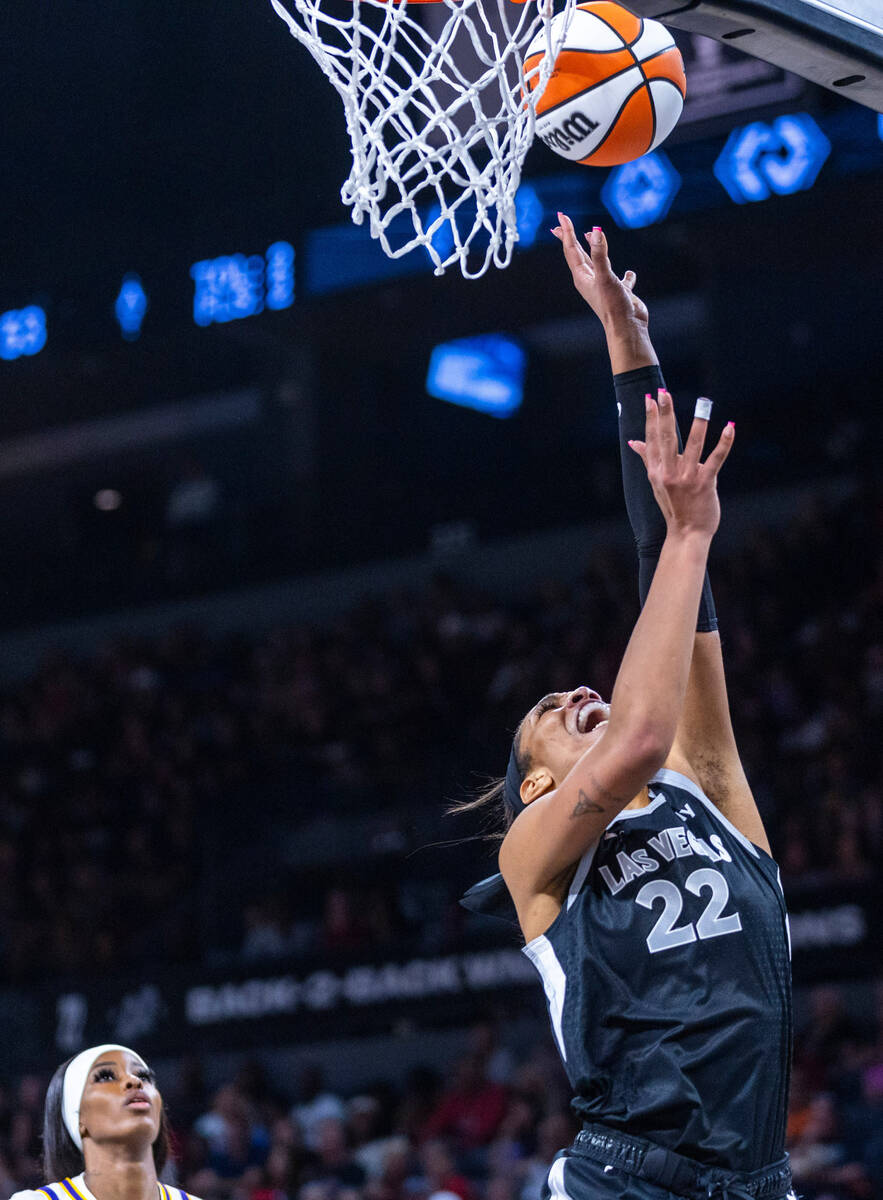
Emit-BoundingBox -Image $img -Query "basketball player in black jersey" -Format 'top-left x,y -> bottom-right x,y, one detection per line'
461,217 -> 794,1200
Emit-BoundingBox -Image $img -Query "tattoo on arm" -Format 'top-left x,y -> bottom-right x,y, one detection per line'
570,774 -> 626,819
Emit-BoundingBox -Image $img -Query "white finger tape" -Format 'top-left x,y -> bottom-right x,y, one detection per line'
694,397 -> 713,421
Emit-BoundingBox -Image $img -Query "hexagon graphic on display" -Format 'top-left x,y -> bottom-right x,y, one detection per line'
714,113 -> 831,204
601,152 -> 681,230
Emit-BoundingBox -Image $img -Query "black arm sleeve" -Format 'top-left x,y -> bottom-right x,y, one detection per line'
614,364 -> 718,632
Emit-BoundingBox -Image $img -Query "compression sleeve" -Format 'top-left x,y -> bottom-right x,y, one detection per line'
614,364 -> 718,632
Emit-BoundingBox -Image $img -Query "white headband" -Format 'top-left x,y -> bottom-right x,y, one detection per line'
62,1044 -> 148,1152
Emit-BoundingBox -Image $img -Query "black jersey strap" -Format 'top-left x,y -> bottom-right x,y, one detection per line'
459,872 -> 519,926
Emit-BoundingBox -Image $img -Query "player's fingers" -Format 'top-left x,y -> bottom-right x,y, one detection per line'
643,393 -> 661,465
622,269 -> 637,292
627,438 -> 647,467
702,421 -> 735,476
557,211 -> 591,271
683,397 -> 712,463
655,388 -> 678,466
586,225 -> 614,278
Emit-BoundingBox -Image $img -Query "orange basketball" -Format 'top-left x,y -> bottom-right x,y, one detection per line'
523,1 -> 686,167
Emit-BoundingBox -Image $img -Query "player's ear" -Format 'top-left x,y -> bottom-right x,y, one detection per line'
521,768 -> 555,806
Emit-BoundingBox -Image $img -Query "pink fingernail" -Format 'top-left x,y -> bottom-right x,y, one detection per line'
727,421 -> 735,429
627,440 -> 634,447
593,226 -> 602,232
644,393 -> 652,401
557,211 -> 564,221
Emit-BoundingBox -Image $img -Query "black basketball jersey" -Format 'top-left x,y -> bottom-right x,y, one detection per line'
522,767 -> 792,1173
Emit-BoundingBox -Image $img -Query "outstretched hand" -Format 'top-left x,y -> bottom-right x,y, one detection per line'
629,389 -> 734,540
551,212 -> 648,332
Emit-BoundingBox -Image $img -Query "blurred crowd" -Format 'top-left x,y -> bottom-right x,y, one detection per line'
2,998 -> 883,1200
0,482 -> 880,979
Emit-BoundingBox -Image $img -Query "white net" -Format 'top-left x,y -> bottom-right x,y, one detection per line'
269,0 -> 577,278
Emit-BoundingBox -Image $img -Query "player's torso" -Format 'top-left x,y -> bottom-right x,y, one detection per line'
523,767 -> 792,1173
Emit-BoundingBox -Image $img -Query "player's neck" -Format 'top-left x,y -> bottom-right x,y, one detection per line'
82,1149 -> 158,1200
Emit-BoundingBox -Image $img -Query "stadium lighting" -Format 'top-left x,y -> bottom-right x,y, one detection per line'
0,306 -> 47,361
426,334 -> 526,419
191,242 -> 295,327
115,275 -> 149,341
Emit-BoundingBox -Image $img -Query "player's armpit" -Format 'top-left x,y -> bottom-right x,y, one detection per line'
672,631 -> 771,855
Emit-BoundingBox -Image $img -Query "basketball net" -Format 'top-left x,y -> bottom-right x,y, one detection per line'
269,0 -> 576,278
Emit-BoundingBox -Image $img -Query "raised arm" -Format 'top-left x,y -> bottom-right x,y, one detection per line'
501,394 -> 734,931
551,214 -> 769,854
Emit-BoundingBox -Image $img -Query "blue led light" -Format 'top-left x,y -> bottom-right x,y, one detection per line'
713,113 -> 831,204
265,242 -> 295,310
191,243 -> 297,326
0,306 -> 47,361
601,152 -> 681,230
514,183 -> 543,248
878,113 -> 883,142
191,253 -> 266,326
115,274 -> 148,340
426,333 -> 525,419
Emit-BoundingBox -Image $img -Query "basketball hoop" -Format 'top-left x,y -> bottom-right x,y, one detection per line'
269,0 -> 577,278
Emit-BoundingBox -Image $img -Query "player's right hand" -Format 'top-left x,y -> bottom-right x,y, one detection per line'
628,389 -> 734,540
551,212 -> 648,332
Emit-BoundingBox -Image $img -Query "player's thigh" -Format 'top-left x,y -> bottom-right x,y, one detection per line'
544,1150 -> 677,1200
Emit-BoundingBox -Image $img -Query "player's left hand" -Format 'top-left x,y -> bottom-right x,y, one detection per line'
552,212 -> 648,333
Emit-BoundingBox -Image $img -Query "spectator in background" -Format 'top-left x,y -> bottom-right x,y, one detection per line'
347,1095 -> 392,1182
393,1069 -> 441,1145
422,1055 -> 506,1152
193,1083 -> 269,1179
796,986 -> 865,1091
466,1022 -> 513,1088
291,1066 -> 346,1152
362,1137 -> 411,1200
306,1117 -> 366,1190
787,1093 -> 870,1198
417,1140 -> 475,1200
845,1063 -> 883,1193
517,1114 -> 578,1200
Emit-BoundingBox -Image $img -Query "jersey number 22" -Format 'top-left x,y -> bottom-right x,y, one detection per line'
635,867 -> 742,954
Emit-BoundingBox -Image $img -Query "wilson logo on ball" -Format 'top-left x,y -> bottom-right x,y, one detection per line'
524,0 -> 686,167
539,112 -> 601,154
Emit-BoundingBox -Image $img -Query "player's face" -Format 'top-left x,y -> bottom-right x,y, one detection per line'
518,685 -> 610,794
77,1050 -> 162,1153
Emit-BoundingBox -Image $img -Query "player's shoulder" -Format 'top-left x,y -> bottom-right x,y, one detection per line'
9,1184 -> 73,1200
159,1186 -> 202,1200
8,1183 -> 76,1200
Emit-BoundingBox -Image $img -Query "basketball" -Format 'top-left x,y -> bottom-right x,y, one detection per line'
523,1 -> 686,167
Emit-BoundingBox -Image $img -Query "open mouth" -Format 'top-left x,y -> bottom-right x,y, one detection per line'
576,701 -> 609,734
125,1094 -> 151,1109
